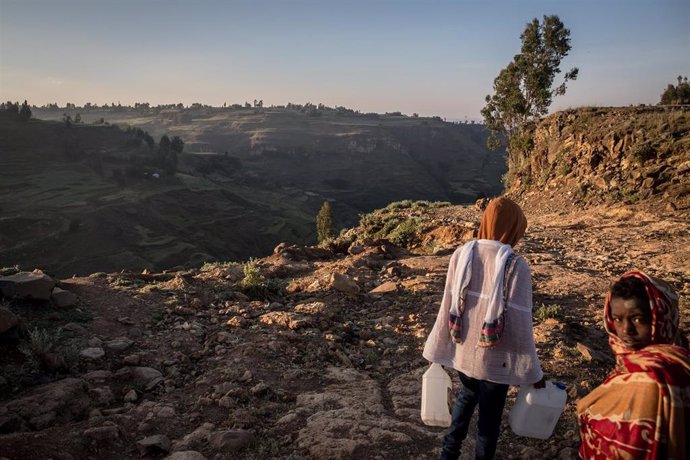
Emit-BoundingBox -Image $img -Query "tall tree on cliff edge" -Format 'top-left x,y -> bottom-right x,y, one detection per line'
481,15 -> 578,175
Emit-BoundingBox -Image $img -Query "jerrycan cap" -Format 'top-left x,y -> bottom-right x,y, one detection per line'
554,382 -> 566,390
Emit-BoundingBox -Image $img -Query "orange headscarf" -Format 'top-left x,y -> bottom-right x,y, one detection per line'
477,197 -> 527,247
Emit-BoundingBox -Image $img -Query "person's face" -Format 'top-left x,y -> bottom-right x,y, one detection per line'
610,296 -> 652,350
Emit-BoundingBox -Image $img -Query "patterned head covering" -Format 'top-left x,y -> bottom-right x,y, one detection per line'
604,270 -> 682,355
478,197 -> 527,247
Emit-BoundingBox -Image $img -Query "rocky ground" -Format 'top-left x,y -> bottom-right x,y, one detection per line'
1,196 -> 688,460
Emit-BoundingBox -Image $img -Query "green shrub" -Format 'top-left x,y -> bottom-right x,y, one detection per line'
20,327 -> 63,357
388,218 -> 421,246
385,200 -> 413,210
239,258 -> 267,299
534,303 -> 562,322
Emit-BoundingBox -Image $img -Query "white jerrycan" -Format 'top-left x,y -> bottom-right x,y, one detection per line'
509,381 -> 567,439
420,363 -> 453,427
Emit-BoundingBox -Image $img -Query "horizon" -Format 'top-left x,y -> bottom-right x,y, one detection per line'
1,0 -> 688,120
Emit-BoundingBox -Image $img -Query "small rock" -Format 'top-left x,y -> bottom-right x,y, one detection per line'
218,396 -> 234,408
83,370 -> 113,383
128,367 -> 163,386
157,405 -> 176,418
123,354 -> 140,365
226,316 -> 247,328
369,281 -> 398,294
329,272 -> 360,295
249,382 -> 270,397
207,430 -> 255,451
51,287 -> 77,307
124,390 -> 138,402
348,243 -> 365,255
105,337 -> 134,352
171,422 -> 215,451
238,370 -> 253,382
80,347 -> 105,360
136,434 -> 171,455
576,342 -> 608,362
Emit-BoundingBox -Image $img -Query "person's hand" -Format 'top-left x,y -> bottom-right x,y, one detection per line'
533,375 -> 547,389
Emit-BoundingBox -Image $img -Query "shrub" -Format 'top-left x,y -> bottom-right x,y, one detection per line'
388,218 -> 421,246
534,303 -> 562,322
630,143 -> 656,165
239,258 -> 267,299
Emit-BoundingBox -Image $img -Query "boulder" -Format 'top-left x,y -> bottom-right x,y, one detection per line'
0,271 -> 55,301
51,287 -> 77,307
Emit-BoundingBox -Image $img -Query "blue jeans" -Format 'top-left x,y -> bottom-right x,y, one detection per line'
440,372 -> 509,460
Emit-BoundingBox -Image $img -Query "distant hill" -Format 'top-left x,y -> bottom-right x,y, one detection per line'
1,109 -> 505,276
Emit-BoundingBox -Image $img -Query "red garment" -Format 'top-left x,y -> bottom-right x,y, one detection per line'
577,271 -> 690,460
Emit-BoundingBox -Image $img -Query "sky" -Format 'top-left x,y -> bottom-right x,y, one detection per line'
1,0 -> 688,120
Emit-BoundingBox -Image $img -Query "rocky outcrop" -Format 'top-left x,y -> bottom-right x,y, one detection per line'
508,106 -> 690,205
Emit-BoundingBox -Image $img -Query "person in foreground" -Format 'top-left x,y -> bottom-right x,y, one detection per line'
577,271 -> 690,460
423,197 -> 543,460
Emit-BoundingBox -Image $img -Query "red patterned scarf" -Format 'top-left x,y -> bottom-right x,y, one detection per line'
577,271 -> 690,459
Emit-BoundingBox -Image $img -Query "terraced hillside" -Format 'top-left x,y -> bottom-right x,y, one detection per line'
1,109 -> 505,276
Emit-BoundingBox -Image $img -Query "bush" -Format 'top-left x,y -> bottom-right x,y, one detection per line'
388,218 -> 421,246
630,143 -> 656,165
239,258 -> 267,299
534,303 -> 562,322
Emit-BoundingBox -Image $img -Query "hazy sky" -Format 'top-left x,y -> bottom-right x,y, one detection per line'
1,0 -> 688,119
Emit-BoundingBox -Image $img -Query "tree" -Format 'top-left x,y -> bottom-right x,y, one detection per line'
143,133 -> 155,151
170,136 -> 184,154
660,75 -> 690,105
18,100 -> 32,121
159,135 -> 171,154
481,15 -> 578,150
4,101 -> 19,117
316,201 -> 334,243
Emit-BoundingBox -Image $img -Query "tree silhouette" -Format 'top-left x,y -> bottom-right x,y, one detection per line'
660,75 -> 690,105
481,15 -> 578,150
18,100 -> 32,121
